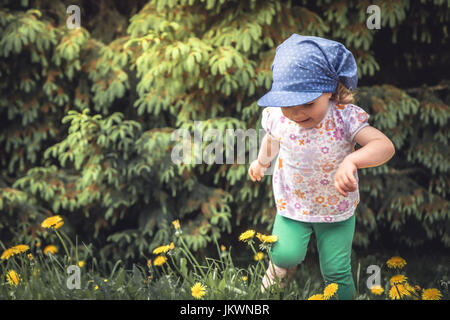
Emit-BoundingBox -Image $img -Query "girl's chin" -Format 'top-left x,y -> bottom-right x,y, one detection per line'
294,118 -> 315,126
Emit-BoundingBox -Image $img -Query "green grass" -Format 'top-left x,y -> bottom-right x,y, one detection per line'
0,224 -> 448,300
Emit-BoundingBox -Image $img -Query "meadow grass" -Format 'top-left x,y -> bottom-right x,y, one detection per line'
0,217 -> 448,300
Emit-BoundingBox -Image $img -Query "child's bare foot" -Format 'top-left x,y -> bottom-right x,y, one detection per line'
261,265 -> 298,293
261,265 -> 287,293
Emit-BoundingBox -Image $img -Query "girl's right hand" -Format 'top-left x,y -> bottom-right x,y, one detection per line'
248,159 -> 269,182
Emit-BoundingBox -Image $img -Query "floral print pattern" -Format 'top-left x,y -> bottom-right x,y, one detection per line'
261,100 -> 370,223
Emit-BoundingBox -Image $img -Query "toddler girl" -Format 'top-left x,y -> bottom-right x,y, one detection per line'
248,34 -> 396,300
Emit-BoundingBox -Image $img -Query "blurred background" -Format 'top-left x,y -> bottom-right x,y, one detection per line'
0,0 -> 448,290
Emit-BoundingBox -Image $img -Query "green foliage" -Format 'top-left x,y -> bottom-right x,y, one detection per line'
0,0 -> 449,266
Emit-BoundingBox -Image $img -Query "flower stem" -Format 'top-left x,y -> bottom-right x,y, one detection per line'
178,236 -> 206,279
394,284 -> 404,300
55,229 -> 71,264
168,254 -> 185,280
248,242 -> 266,280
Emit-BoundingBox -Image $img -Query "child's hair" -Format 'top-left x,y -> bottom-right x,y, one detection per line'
329,82 -> 357,105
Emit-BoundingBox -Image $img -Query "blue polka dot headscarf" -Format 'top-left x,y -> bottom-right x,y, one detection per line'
257,34 -> 358,108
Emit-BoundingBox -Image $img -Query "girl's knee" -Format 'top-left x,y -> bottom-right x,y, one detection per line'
270,246 -> 304,269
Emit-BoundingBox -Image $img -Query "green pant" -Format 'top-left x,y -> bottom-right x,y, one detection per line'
269,214 -> 356,300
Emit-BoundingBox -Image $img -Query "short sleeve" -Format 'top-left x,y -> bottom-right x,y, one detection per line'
343,104 -> 370,143
261,107 -> 276,139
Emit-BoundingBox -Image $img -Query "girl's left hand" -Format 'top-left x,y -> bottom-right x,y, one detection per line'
334,157 -> 358,197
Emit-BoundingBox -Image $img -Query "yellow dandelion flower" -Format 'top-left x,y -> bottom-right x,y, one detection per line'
35,241 -> 41,248
386,256 -> 407,269
153,244 -> 170,255
172,219 -> 180,230
323,283 -> 339,300
255,233 -> 264,242
152,243 -> 175,255
78,261 -> 85,267
389,283 -> 412,300
13,244 -> 30,253
404,282 -> 416,295
256,233 -> 278,243
1,244 -> 30,260
242,276 -> 248,281
27,253 -> 34,261
153,255 -> 167,266
43,245 -> 58,255
308,294 -> 324,300
220,245 -> 226,252
239,229 -> 255,241
191,282 -> 207,299
54,221 -> 64,229
41,215 -> 64,229
370,285 -> 384,295
1,248 -> 15,260
6,270 -> 20,286
390,274 -> 408,286
254,252 -> 264,261
422,288 -> 442,300
94,285 -> 99,290
389,286 -> 401,300
266,235 -> 278,243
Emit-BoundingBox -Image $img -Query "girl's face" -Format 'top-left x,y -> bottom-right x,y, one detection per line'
281,92 -> 332,128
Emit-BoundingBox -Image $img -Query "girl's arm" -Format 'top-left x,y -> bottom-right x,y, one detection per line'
248,133 -> 280,182
334,126 -> 395,197
345,126 -> 395,168
258,133 -> 280,167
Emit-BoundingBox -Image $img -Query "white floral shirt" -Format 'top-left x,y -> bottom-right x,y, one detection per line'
261,100 -> 370,223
